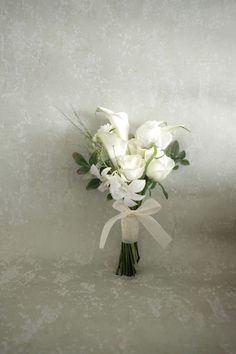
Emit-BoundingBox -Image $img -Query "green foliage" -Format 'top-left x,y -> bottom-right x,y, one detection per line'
76,166 -> 90,175
86,178 -> 101,190
72,152 -> 88,167
165,140 -> 179,160
180,159 -> 190,165
107,193 -> 113,200
150,181 -> 157,189
177,150 -> 186,160
165,140 -> 190,170
89,151 -> 98,165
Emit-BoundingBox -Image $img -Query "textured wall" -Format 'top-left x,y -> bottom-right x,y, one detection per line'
1,0 -> 236,266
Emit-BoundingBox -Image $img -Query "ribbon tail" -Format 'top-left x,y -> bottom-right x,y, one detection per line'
138,215 -> 172,249
99,214 -> 124,249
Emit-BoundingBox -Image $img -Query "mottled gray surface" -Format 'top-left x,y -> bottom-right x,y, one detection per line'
0,0 -> 236,353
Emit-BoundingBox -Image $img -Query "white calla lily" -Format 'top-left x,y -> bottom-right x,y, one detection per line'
118,154 -> 145,181
97,130 -> 128,167
146,154 -> 175,182
135,120 -> 172,149
96,106 -> 129,141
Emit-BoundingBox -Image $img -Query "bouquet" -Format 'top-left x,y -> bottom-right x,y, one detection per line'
71,107 -> 190,276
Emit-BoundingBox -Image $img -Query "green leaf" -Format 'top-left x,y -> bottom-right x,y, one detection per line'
164,144 -> 172,157
171,141 -> 179,157
180,159 -> 190,165
72,152 -> 88,167
77,166 -> 90,175
150,181 -> 157,189
107,193 -> 113,200
177,150 -> 186,160
157,182 -> 168,199
89,151 -> 98,165
173,165 -> 179,170
86,178 -> 101,190
165,140 -> 179,159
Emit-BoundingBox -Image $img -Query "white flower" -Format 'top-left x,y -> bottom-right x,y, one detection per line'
146,155 -> 175,182
96,130 -> 128,167
144,146 -> 164,161
127,138 -> 146,157
135,120 -> 172,149
96,106 -> 129,141
118,154 -> 145,181
99,123 -> 113,133
90,164 -> 111,192
109,177 -> 146,207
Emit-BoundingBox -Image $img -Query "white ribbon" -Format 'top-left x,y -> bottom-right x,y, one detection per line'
99,198 -> 172,249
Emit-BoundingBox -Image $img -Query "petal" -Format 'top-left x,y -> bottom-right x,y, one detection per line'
109,112 -> 129,141
96,106 -> 114,115
128,192 -> 145,201
128,179 -> 146,193
101,167 -> 111,177
123,197 -> 137,207
98,182 -> 108,192
98,131 -> 128,167
90,164 -> 101,179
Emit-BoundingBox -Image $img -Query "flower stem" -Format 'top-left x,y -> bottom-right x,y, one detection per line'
116,241 -> 140,276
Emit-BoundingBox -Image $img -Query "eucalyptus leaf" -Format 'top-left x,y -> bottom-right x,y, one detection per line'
89,151 -> 98,165
165,140 -> 179,159
173,165 -> 179,170
180,159 -> 190,165
86,178 -> 101,190
164,144 -> 172,157
77,166 -> 90,174
171,141 -> 179,157
177,150 -> 186,160
72,152 -> 88,167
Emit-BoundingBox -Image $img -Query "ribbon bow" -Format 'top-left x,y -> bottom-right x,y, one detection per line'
99,198 -> 172,249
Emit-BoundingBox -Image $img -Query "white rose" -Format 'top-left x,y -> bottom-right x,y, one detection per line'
118,154 -> 145,181
97,130 -> 127,167
144,146 -> 164,161
146,155 -> 175,182
135,120 -> 172,149
127,138 -> 147,158
96,106 -> 129,141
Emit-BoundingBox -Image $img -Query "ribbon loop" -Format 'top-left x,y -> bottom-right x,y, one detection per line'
99,198 -> 172,249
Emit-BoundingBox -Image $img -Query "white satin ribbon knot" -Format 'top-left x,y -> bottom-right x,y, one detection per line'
99,198 -> 172,249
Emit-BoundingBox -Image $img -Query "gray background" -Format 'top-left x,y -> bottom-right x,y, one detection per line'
0,1 -> 236,353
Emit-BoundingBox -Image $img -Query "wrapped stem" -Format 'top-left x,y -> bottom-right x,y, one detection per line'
115,214 -> 140,276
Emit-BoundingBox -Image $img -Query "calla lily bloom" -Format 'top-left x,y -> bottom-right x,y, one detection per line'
96,106 -> 129,141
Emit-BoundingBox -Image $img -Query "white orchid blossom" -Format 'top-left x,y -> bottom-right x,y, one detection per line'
146,154 -> 175,182
118,154 -> 145,181
109,177 -> 146,207
90,164 -> 112,192
135,120 -> 172,149
96,106 -> 129,141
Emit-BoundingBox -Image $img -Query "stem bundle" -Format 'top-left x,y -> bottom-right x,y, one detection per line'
115,241 -> 140,276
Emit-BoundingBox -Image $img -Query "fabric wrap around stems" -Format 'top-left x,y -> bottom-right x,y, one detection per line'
99,198 -> 172,249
